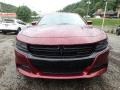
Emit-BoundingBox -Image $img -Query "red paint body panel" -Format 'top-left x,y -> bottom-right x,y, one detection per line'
17,25 -> 106,45
15,47 -> 109,79
18,68 -> 107,79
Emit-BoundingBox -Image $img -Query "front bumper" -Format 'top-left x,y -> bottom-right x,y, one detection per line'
0,25 -> 18,31
15,47 -> 109,79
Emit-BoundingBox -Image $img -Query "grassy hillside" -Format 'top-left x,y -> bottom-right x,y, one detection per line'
0,2 -> 17,13
62,0 -> 120,16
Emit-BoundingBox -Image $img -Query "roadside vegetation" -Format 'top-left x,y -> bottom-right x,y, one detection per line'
16,6 -> 32,22
16,6 -> 38,22
89,18 -> 120,34
62,0 -> 119,17
90,18 -> 120,26
0,2 -> 17,12
0,2 -> 38,22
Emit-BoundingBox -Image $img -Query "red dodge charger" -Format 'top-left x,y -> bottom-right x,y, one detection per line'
15,13 -> 109,79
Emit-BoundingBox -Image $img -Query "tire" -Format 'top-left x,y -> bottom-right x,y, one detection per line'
15,28 -> 21,34
116,30 -> 120,36
2,31 -> 7,35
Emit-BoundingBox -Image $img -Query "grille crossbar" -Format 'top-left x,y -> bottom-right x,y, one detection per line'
28,44 -> 95,58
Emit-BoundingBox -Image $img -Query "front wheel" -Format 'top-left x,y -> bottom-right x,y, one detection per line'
116,30 -> 120,36
15,28 -> 21,34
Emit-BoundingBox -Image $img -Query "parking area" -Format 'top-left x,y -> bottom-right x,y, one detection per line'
0,33 -> 120,90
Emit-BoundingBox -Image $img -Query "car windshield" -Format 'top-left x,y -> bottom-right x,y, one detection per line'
3,19 -> 14,23
39,13 -> 86,26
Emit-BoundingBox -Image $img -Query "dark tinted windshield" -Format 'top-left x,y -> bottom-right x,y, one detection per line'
39,13 -> 86,26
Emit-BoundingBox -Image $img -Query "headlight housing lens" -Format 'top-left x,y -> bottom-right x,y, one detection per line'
95,39 -> 108,52
16,40 -> 28,52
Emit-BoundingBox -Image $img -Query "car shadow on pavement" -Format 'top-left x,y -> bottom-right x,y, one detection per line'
2,32 -> 16,35
15,76 -> 114,90
0,32 -> 17,35
0,31 -> 16,35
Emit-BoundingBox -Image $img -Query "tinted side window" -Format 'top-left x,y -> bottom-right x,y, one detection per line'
3,19 -> 14,23
17,20 -> 26,25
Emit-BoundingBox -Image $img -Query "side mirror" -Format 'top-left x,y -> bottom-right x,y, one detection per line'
31,22 -> 37,26
87,21 -> 92,25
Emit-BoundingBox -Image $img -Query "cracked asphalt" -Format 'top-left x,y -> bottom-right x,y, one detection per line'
0,33 -> 120,90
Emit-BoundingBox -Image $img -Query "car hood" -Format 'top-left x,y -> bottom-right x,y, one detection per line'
20,25 -> 104,37
18,25 -> 107,45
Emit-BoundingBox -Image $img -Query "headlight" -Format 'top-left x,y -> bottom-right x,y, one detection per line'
95,39 -> 108,52
16,40 -> 28,52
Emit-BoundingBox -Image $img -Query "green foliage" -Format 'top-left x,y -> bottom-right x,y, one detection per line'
32,11 -> 38,16
62,0 -> 120,16
16,6 -> 32,22
0,2 -> 17,12
73,8 -> 85,16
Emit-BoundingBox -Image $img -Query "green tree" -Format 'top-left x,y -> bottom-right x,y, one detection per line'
32,11 -> 38,16
0,2 -> 17,12
113,0 -> 120,11
16,6 -> 31,22
62,0 -> 119,17
73,8 -> 85,16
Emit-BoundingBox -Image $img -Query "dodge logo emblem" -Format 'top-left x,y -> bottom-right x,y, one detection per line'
59,46 -> 64,56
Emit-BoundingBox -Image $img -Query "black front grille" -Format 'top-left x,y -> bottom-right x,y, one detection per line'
31,59 -> 94,74
28,44 -> 95,58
